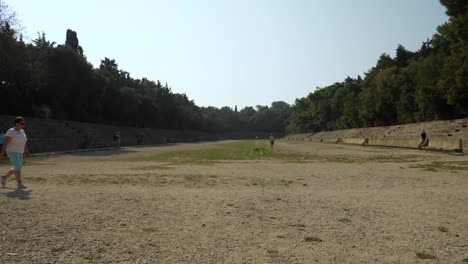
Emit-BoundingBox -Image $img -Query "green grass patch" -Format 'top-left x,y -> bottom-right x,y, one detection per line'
125,140 -> 425,166
289,223 -> 306,228
267,248 -> 280,256
128,141 -> 273,164
338,218 -> 352,223
127,140 -> 338,165
51,245 -> 65,252
23,161 -> 56,166
140,165 -> 173,170
411,161 -> 468,172
83,247 -> 105,261
304,236 -> 322,242
27,177 -> 47,183
462,257 -> 468,262
366,155 -> 419,163
416,252 -> 436,260
14,238 -> 29,244
142,227 -> 158,232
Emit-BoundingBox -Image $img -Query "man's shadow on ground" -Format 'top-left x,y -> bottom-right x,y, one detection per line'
1,188 -> 32,200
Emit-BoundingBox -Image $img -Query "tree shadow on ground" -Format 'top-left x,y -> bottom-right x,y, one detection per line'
66,148 -> 139,157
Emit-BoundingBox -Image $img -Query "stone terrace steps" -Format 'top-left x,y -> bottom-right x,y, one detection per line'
288,117 -> 468,151
310,118 -> 468,140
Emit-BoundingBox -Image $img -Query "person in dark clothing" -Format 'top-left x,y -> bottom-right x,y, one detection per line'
418,129 -> 428,149
269,134 -> 275,148
113,132 -> 121,149
136,131 -> 144,145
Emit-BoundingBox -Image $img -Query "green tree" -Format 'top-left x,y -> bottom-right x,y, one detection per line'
33,32 -> 56,49
65,29 -> 83,55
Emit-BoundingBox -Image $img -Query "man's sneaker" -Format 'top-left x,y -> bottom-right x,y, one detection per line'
17,182 -> 27,189
1,176 -> 6,188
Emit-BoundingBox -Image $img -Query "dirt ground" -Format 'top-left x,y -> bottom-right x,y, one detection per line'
0,140 -> 467,263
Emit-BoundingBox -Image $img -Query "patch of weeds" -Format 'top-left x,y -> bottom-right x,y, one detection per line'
51,245 -> 65,252
333,155 -> 357,163
127,141 -> 272,165
183,174 -> 203,182
23,161 -> 56,166
126,140 -> 317,165
438,226 -> 448,232
226,203 -> 234,207
83,248 -> 105,261
140,165 -> 172,170
28,177 -> 47,183
462,258 -> 468,262
411,161 -> 468,172
124,197 -> 142,203
279,179 -> 293,186
410,165 -> 437,172
416,252 -> 436,260
338,218 -> 352,223
304,236 -> 322,242
276,235 -> 286,239
367,155 -> 419,163
267,249 -> 280,256
124,140 -> 426,166
142,227 -> 158,232
290,223 -> 306,228
14,238 -> 29,244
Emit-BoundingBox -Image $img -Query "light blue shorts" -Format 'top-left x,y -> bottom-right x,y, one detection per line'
7,152 -> 23,172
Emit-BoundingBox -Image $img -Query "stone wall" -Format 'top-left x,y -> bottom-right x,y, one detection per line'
0,115 -> 268,153
286,117 -> 467,152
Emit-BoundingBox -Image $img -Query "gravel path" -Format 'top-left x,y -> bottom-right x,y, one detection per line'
0,140 -> 467,263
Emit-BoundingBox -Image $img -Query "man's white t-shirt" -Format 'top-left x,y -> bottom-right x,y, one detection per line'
6,128 -> 27,153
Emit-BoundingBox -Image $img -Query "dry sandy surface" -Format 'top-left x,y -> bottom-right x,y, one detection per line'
0,140 -> 467,263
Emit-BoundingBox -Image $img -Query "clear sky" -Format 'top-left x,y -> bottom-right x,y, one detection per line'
10,0 -> 448,109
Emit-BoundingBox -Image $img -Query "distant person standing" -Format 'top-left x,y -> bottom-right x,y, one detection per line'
269,133 -> 275,148
113,132 -> 121,149
137,131 -> 144,145
1,116 -> 30,189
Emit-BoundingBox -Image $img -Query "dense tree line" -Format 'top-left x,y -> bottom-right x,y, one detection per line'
288,0 -> 467,133
1,0 -> 465,135
0,1 -> 290,133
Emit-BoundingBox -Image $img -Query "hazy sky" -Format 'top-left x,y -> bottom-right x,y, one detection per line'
11,0 -> 448,109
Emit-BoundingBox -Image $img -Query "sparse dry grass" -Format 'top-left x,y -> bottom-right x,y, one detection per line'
0,140 -> 466,263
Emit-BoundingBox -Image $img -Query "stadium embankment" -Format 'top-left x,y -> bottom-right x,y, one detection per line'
0,115 -> 267,153
286,117 -> 467,152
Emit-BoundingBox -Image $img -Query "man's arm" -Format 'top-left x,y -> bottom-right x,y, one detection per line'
24,141 -> 30,157
1,136 -> 12,158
